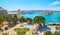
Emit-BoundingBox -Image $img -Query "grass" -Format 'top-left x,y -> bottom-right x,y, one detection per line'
14,28 -> 30,35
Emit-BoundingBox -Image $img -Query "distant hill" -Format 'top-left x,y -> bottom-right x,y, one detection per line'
21,10 -> 41,14
10,10 -> 60,14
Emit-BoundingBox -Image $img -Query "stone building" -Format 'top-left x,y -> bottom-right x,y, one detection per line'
0,7 -> 8,16
0,7 -> 21,18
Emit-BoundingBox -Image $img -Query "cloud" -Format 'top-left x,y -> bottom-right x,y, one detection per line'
49,1 -> 60,6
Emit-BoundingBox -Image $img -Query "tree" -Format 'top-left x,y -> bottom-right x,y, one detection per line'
6,15 -> 15,24
26,18 -> 32,21
19,16 -> 26,23
13,16 -> 18,22
33,16 -> 45,32
6,15 -> 14,22
44,31 -> 52,35
14,15 -> 18,21
6,15 -> 17,27
33,16 -> 45,25
0,14 -> 4,23
13,16 -> 18,25
26,17 -> 32,24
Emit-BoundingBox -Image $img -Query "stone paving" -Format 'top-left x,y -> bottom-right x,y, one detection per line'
1,23 -> 36,35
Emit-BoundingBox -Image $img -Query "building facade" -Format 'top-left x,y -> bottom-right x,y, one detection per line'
0,7 -> 21,18
0,7 -> 8,16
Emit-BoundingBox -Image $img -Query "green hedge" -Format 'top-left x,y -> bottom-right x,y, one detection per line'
14,28 -> 30,35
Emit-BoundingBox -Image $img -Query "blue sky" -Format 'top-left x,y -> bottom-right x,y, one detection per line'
0,0 -> 60,11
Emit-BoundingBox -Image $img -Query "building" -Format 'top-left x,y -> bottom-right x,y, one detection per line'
0,7 -> 8,16
0,7 -> 21,30
0,7 -> 21,18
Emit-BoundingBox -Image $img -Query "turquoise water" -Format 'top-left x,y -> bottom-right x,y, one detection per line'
21,11 -> 60,24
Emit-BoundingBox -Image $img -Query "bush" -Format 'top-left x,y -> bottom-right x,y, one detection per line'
44,31 -> 52,35
5,27 -> 8,30
3,33 -> 8,35
55,25 -> 60,30
52,31 -> 60,35
44,31 -> 60,35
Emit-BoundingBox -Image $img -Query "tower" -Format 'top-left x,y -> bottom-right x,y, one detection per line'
17,9 -> 21,19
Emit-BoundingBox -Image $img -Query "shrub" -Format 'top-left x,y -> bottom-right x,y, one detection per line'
55,25 -> 60,30
5,27 -> 8,30
52,31 -> 60,35
3,33 -> 8,35
44,31 -> 52,35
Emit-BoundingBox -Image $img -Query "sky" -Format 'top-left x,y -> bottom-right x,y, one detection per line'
0,0 -> 60,11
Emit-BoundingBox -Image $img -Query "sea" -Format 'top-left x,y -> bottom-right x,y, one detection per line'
21,11 -> 60,24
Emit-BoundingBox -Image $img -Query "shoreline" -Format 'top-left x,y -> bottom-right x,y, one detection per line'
45,22 -> 60,24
